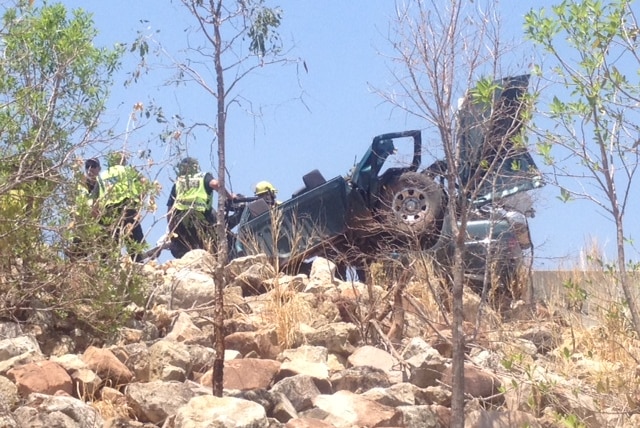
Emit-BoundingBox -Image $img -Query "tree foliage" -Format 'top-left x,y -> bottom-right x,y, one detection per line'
525,0 -> 640,334
246,1 -> 282,57
0,3 -> 120,166
0,1 -> 146,338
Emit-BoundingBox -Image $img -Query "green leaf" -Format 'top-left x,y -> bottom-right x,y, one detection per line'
558,187 -> 573,203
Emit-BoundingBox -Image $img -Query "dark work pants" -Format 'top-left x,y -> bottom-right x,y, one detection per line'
168,210 -> 216,259
102,203 -> 146,262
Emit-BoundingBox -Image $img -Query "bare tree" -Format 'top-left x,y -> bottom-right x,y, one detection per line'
172,0 -> 294,396
525,0 -> 640,334
378,1 -> 541,425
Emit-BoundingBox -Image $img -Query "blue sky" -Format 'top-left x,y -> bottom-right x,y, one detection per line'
54,0 -> 640,269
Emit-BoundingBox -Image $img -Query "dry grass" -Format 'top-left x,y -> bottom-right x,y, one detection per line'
236,205 -> 333,349
540,267 -> 640,395
237,270 -> 314,350
386,243 -> 640,417
91,397 -> 132,420
264,282 -> 313,349
492,256 -> 640,422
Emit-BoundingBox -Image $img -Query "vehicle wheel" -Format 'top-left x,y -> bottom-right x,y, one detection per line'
377,172 -> 444,245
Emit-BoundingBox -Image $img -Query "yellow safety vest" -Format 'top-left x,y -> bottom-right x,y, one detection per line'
98,165 -> 142,207
174,173 -> 211,212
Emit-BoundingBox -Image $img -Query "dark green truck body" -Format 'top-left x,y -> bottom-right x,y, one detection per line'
229,75 -> 544,285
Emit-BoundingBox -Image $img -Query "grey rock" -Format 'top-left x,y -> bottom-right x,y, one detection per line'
270,392 -> 298,423
0,374 -> 19,410
276,346 -> 330,392
163,270 -> 216,309
271,374 -> 321,412
308,257 -> 337,285
0,398 -> 17,428
13,393 -> 103,428
330,365 -> 391,393
173,395 -> 268,428
168,249 -> 218,274
404,346 -> 447,388
0,335 -> 43,375
112,342 -> 151,383
348,345 -> 397,373
165,312 -> 210,346
0,322 -> 23,340
186,344 -> 216,376
311,390 -> 396,428
126,380 -> 196,424
148,339 -> 192,382
303,322 -> 361,356
389,405 -> 439,428
361,382 -> 420,407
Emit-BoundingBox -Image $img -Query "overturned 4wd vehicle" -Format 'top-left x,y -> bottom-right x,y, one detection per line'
229,75 -> 543,288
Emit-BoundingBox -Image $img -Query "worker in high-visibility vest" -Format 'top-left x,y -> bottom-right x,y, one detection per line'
96,151 -> 147,262
66,157 -> 103,260
166,157 -> 231,259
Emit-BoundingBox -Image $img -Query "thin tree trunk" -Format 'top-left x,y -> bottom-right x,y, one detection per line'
449,193 -> 467,428
387,269 -> 412,345
211,0 -> 226,397
450,229 -> 466,428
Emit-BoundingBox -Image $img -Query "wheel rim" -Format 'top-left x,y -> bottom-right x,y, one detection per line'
390,187 -> 430,226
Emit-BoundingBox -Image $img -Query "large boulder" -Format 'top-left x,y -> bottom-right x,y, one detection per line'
223,358 -> 281,390
198,358 -> 281,391
0,335 -> 43,375
224,328 -> 281,359
51,354 -> 101,398
111,342 -> 151,383
277,346 -> 330,393
348,345 -> 403,383
173,395 -> 268,428
441,364 -> 502,400
165,312 -> 210,346
303,322 -> 361,356
225,254 -> 272,281
148,340 -> 192,382
13,393 -> 104,428
160,270 -> 216,309
229,261 -> 277,296
6,360 -> 73,397
165,249 -> 218,274
271,375 -> 321,413
330,365 -> 391,394
126,380 -> 196,424
310,390 -> 397,428
82,346 -> 134,387
388,404 -> 440,428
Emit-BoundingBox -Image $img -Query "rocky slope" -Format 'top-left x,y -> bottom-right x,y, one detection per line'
0,250 -> 637,428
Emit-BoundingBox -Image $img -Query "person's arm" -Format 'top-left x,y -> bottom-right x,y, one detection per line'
204,173 -> 235,200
